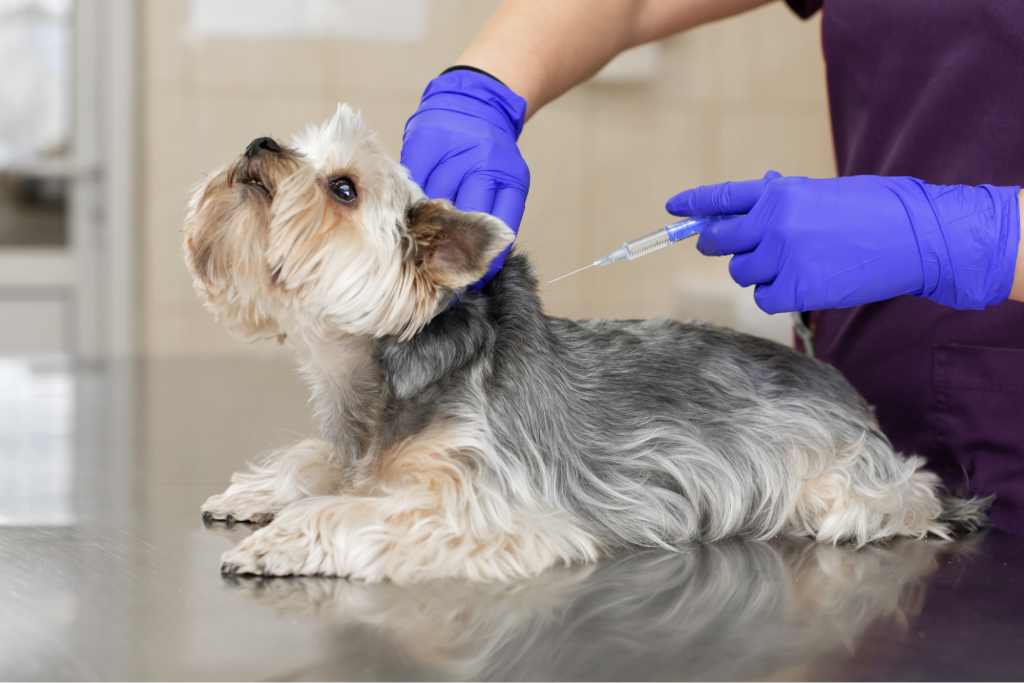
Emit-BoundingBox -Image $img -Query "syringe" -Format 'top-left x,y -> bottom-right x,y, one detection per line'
546,215 -> 742,285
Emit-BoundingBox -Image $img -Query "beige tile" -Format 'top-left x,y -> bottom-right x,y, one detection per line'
146,305 -> 293,358
142,93 -> 198,309
652,2 -> 825,110
451,0 -> 501,45
320,0 -> 465,96
667,2 -> 826,108
188,94 -> 337,168
184,38 -> 328,95
716,109 -> 835,182
353,95 -> 426,160
517,103 -> 587,313
575,102 -> 713,318
142,0 -> 189,87
320,43 -> 454,95
649,30 -> 715,107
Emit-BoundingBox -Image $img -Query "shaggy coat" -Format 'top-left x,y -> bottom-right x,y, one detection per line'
186,105 -> 989,583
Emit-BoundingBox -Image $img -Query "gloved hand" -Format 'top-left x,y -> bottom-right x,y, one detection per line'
402,68 -> 530,291
666,171 -> 1021,313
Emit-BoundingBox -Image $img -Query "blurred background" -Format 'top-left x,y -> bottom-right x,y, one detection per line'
0,0 -> 834,362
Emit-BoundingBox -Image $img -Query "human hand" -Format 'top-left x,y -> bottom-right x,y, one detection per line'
402,69 -> 530,291
666,172 -> 1021,313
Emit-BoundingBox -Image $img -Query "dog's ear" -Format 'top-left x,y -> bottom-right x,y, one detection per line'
405,199 -> 516,289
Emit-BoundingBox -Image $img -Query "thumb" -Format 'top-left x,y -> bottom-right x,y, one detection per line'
666,170 -> 783,217
752,282 -> 794,315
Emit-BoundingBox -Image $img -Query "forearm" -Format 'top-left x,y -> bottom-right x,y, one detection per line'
457,0 -> 774,119
1010,190 -> 1024,302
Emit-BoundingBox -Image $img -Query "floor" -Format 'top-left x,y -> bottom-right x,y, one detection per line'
1,355 -> 1023,681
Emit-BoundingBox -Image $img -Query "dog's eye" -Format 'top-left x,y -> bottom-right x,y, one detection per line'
329,177 -> 357,204
246,179 -> 268,194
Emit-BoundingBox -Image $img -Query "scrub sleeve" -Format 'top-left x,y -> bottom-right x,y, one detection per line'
785,0 -> 1024,534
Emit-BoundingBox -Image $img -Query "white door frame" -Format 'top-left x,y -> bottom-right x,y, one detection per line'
99,0 -> 138,358
0,0 -> 137,359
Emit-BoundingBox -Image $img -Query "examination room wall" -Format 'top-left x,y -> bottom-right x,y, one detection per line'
141,0 -> 835,357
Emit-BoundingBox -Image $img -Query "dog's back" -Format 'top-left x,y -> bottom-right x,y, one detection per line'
381,252 -> 990,551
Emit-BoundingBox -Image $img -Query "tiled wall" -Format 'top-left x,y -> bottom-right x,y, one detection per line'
142,0 -> 833,357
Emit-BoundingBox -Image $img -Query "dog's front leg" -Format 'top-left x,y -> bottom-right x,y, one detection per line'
219,489 -> 600,582
202,439 -> 345,523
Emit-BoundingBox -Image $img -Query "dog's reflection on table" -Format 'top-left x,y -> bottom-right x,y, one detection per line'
207,522 -> 975,681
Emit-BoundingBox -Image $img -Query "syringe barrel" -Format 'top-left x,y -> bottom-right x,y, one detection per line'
623,228 -> 672,260
665,214 -> 741,242
593,214 -> 744,267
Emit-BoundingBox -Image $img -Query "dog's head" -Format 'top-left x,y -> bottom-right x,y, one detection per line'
183,104 -> 514,342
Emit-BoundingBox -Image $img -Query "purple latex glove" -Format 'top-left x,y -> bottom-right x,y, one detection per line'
402,68 -> 530,291
666,171 -> 1021,314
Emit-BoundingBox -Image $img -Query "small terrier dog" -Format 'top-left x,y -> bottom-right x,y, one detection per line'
185,105 -> 989,583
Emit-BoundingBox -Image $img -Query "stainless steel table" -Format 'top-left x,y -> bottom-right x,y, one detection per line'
1,356 -> 1022,681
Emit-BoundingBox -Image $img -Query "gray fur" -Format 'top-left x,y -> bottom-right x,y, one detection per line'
374,252 -> 990,547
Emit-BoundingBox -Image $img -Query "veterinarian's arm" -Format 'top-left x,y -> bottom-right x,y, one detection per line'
402,0 -> 771,291
458,0 -> 773,119
666,174 -> 1024,313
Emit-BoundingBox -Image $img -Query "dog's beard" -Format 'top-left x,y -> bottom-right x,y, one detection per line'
184,163 -> 285,342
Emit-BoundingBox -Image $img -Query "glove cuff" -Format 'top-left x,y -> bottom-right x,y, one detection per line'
415,69 -> 528,141
912,181 -> 1021,310
440,65 -> 508,87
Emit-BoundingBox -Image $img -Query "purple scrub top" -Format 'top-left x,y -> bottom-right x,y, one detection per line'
785,0 -> 1024,534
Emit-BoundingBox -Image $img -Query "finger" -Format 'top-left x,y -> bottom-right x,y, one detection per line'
728,251 -> 778,288
753,277 -> 830,314
752,283 -> 795,315
666,170 -> 782,217
490,185 -> 527,234
695,216 -> 762,256
453,173 -> 497,215
422,162 -> 466,202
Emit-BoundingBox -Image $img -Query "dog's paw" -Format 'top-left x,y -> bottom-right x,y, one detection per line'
202,516 -> 265,544
220,511 -> 340,577
202,489 -> 279,524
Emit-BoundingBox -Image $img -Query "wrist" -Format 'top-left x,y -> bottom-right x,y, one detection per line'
416,69 -> 528,140
913,180 -> 1021,310
456,42 -> 543,118
1010,190 -> 1024,302
440,65 -> 508,87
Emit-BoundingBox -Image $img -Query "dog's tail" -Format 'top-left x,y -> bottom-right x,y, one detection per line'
794,446 -> 994,545
937,490 -> 995,534
900,461 -> 994,540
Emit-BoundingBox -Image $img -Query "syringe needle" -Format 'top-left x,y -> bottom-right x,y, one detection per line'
546,263 -> 595,285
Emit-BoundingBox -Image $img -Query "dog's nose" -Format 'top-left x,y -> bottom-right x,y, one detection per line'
245,137 -> 282,158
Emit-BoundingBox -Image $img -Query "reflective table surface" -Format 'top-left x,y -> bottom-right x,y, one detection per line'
1,356 -> 1023,681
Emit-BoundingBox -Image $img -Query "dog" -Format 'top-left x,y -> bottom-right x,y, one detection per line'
184,104 -> 990,583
